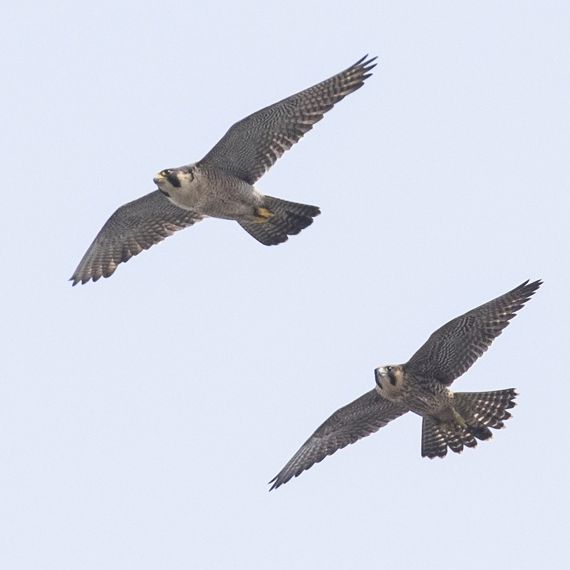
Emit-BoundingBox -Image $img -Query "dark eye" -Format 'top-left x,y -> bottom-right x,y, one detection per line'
386,366 -> 393,373
162,169 -> 170,176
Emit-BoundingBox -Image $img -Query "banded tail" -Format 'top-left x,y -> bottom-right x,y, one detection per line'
238,195 -> 320,246
421,389 -> 517,458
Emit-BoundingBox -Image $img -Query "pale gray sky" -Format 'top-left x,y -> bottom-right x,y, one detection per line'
1,1 -> 568,569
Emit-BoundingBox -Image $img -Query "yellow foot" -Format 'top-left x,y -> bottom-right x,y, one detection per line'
255,207 -> 274,222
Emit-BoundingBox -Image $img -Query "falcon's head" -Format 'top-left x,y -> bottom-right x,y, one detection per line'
374,364 -> 405,394
154,166 -> 195,196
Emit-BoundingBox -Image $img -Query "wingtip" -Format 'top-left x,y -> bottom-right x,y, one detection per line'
269,470 -> 295,491
353,54 -> 378,72
349,54 -> 378,76
520,278 -> 543,295
69,273 -> 87,286
354,53 -> 378,64
69,273 -> 91,286
70,272 -> 103,286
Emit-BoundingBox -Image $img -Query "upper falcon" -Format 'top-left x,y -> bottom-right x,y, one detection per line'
71,55 -> 376,285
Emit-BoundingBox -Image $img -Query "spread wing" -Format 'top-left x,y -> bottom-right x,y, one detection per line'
406,280 -> 542,385
269,389 -> 408,490
199,55 -> 376,185
70,191 -> 203,285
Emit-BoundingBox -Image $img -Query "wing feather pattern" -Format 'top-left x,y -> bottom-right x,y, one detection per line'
71,191 -> 203,285
269,390 -> 408,490
406,280 -> 542,385
200,55 -> 376,184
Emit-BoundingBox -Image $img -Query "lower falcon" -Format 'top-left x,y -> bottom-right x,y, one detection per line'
270,279 -> 542,490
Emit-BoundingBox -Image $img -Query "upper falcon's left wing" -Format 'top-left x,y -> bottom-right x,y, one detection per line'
199,55 -> 376,185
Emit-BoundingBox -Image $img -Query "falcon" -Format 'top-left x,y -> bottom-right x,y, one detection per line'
270,279 -> 542,490
70,55 -> 376,285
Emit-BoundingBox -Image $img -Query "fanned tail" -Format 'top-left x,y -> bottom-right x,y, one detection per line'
239,195 -> 320,245
421,388 -> 517,458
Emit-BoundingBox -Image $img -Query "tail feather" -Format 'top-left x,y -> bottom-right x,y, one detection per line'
239,195 -> 320,245
421,388 -> 517,458
422,417 -> 449,458
456,389 -> 517,430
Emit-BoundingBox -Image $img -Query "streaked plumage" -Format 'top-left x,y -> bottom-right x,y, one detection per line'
71,55 -> 376,285
270,280 -> 541,490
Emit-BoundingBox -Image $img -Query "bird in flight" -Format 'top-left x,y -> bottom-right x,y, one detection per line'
71,55 -> 376,285
270,279 -> 542,490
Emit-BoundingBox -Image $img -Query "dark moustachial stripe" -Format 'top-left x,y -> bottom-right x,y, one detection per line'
167,173 -> 181,188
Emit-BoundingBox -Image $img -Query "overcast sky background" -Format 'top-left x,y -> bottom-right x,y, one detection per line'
2,1 -> 568,569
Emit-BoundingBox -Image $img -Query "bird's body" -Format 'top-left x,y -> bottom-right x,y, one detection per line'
71,55 -> 376,284
375,364 -> 452,418
373,364 -> 517,456
154,163 -> 264,220
270,279 -> 541,490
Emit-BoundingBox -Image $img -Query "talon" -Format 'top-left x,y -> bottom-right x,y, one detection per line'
255,207 -> 274,222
